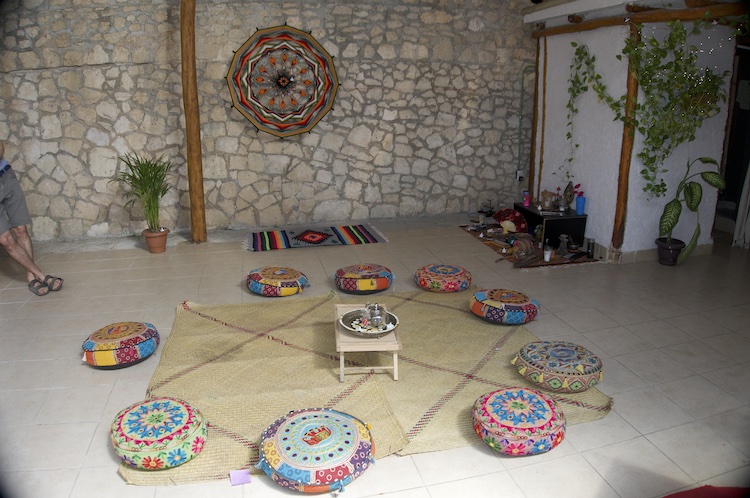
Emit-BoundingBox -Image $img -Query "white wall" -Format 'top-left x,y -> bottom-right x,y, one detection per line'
535,22 -> 734,257
535,26 -> 629,249
623,23 -> 734,252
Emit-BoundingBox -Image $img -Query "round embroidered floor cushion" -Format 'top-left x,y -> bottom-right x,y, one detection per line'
512,341 -> 603,393
247,266 -> 309,297
111,397 -> 207,470
414,263 -> 472,293
82,321 -> 160,368
472,387 -> 565,456
334,263 -> 393,294
469,289 -> 540,325
257,407 -> 374,493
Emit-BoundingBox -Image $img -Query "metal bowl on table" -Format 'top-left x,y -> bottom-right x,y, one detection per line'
339,308 -> 399,338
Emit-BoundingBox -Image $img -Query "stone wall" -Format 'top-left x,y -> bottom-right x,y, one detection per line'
0,0 -> 536,241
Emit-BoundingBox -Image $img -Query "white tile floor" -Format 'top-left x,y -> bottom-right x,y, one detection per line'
1,215 -> 749,498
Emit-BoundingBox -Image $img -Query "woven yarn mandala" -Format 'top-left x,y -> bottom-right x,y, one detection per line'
226,25 -> 339,137
334,263 -> 393,294
111,397 -> 207,470
512,341 -> 603,393
414,263 -> 472,293
247,266 -> 309,297
257,408 -> 374,493
81,321 -> 160,368
469,289 -> 540,325
472,388 -> 565,456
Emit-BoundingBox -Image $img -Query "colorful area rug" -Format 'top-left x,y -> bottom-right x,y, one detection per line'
120,290 -> 613,486
245,224 -> 387,251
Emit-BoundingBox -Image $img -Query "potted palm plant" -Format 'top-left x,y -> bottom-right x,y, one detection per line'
111,152 -> 175,253
656,157 -> 726,265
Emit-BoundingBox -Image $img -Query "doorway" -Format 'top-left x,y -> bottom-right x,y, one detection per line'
716,40 -> 750,235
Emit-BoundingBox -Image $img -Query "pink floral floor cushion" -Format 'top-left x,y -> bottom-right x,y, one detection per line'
414,263 -> 472,292
472,387 -> 565,456
334,263 -> 393,294
512,341 -> 603,393
469,289 -> 540,325
82,321 -> 160,368
247,266 -> 309,297
257,407 -> 374,493
111,397 -> 207,470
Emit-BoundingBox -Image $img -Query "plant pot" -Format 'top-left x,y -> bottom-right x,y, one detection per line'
142,228 -> 170,254
655,237 -> 685,266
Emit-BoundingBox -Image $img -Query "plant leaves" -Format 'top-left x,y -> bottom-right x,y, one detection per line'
659,199 -> 682,237
684,181 -> 703,212
677,224 -> 700,264
700,171 -> 726,189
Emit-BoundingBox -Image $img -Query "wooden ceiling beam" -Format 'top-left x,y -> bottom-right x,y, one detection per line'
532,2 -> 749,38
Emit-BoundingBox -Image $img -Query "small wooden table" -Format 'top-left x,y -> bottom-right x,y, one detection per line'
334,304 -> 402,382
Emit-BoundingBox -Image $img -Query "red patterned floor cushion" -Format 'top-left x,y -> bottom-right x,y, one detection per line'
257,407 -> 374,493
334,263 -> 393,294
472,387 -> 565,456
247,266 -> 309,297
82,321 -> 160,368
111,397 -> 207,470
469,289 -> 540,325
512,341 -> 603,393
414,263 -> 472,293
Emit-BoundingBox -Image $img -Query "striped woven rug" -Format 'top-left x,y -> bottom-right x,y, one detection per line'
245,224 -> 387,251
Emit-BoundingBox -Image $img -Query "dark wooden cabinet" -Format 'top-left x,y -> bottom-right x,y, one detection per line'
513,203 -> 587,249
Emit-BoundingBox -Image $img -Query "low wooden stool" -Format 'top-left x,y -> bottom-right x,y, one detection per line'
334,304 -> 402,382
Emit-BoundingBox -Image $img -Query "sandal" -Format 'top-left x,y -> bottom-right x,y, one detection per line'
28,278 -> 50,296
43,275 -> 64,291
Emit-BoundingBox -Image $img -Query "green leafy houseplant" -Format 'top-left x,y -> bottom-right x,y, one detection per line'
112,152 -> 174,232
658,156 -> 726,264
568,21 -> 728,198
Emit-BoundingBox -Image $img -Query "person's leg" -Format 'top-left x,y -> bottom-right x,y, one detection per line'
0,227 -> 46,284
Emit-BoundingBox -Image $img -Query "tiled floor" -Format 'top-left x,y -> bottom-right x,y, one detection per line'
1,215 -> 749,498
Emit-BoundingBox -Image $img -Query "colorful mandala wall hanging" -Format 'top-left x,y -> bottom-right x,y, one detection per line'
226,25 -> 339,138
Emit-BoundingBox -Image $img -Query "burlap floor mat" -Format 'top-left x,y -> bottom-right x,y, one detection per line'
120,289 -> 612,486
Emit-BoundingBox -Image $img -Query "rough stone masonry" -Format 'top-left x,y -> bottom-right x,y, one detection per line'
0,0 -> 536,241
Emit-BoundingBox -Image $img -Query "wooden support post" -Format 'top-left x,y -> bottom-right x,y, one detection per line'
180,0 -> 207,242
532,3 -> 748,38
527,38 -> 540,202
610,23 -> 640,261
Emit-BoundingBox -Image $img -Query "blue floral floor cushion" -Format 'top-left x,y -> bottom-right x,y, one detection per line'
111,397 -> 207,470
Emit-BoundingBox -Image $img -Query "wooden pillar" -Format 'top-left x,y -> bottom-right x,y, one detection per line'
610,23 -> 640,260
180,0 -> 207,242
527,38 -> 541,201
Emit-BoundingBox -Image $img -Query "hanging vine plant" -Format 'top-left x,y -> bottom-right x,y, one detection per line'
565,19 -> 729,198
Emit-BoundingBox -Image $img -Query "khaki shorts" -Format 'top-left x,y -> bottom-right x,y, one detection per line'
0,168 -> 32,235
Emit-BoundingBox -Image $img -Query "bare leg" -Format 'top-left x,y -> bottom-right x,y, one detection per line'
0,226 -> 45,283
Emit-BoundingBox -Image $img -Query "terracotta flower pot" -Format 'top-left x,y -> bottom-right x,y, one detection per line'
142,228 -> 170,254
